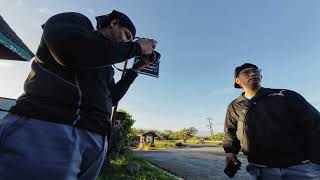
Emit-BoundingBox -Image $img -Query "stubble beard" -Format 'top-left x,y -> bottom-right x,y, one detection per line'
251,82 -> 261,91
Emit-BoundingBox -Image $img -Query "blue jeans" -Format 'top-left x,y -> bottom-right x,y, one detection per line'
0,113 -> 107,180
246,162 -> 320,180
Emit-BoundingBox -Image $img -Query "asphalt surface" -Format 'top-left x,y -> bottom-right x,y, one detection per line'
134,145 -> 251,180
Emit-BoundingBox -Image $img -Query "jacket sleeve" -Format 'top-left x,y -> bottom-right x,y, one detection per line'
109,69 -> 138,105
41,13 -> 142,70
288,91 -> 320,164
223,104 -> 241,154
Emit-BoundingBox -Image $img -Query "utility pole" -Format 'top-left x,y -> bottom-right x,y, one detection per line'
207,117 -> 214,137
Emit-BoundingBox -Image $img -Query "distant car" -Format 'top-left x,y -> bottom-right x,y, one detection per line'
0,97 -> 16,119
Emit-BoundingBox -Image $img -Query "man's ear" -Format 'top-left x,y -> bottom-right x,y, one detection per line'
235,77 -> 241,86
110,19 -> 120,28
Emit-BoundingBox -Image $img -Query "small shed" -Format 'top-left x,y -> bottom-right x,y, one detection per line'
138,131 -> 157,150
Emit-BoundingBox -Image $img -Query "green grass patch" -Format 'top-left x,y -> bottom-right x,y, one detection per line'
155,141 -> 183,149
97,152 -> 179,180
185,140 -> 223,145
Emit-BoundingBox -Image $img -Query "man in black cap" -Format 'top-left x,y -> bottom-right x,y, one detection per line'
0,10 -> 157,180
223,63 -> 320,179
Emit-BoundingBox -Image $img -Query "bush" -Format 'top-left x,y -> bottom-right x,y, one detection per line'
109,110 -> 136,160
128,141 -> 139,148
144,143 -> 152,151
155,141 -> 177,149
188,136 -> 200,141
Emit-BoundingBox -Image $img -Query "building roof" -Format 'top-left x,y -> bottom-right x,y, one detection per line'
0,15 -> 34,61
0,97 -> 16,110
139,131 -> 158,137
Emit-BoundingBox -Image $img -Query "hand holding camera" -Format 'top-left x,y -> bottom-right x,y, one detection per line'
224,153 -> 241,178
132,38 -> 161,72
135,38 -> 157,55
132,51 -> 161,72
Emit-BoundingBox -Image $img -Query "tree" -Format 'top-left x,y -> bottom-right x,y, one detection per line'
157,129 -> 175,140
129,128 -> 147,142
178,127 -> 198,142
211,132 -> 224,141
109,109 -> 136,160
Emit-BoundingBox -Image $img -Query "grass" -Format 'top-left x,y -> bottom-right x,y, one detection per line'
97,152 -> 179,180
186,140 -> 223,145
154,141 -> 184,149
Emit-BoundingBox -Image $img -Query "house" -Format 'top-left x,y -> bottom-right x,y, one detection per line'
138,131 -> 157,150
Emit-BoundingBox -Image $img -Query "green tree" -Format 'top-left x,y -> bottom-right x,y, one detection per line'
170,131 -> 181,140
211,132 -> 224,141
110,109 -> 136,160
178,127 -> 198,142
129,128 -> 147,142
156,129 -> 175,140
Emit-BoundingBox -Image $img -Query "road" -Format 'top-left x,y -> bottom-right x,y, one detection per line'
134,145 -> 250,180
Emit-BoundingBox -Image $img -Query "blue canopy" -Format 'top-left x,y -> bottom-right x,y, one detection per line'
0,15 -> 34,61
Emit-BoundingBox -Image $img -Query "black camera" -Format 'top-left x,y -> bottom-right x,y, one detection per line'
224,160 -> 241,178
135,51 -> 161,63
152,51 -> 161,62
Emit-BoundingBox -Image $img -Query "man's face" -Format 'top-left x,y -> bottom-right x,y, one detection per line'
109,22 -> 133,42
99,19 -> 133,43
235,67 -> 262,90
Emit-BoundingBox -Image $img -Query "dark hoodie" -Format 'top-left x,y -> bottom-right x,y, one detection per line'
10,12 -> 142,135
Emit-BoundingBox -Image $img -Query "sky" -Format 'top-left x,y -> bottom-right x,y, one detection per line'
1,0 -> 320,135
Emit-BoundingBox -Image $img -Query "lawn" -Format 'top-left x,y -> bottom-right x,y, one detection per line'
97,152 -> 179,180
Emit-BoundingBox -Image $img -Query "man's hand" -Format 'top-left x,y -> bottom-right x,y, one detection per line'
135,38 -> 157,55
224,153 -> 241,178
132,51 -> 157,72
225,153 -> 241,167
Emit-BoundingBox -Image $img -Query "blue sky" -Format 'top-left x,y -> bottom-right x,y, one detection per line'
1,0 -> 320,135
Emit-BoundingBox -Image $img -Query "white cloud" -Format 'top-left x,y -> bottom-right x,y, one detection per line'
37,8 -> 54,16
0,61 -> 13,68
87,9 -> 95,14
16,0 -> 24,6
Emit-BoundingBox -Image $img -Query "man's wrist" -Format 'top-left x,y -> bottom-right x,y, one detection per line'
133,68 -> 139,73
126,68 -> 139,76
131,67 -> 139,73
134,42 -> 143,56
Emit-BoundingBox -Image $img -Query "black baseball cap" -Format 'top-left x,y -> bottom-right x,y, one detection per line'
234,63 -> 259,88
95,10 -> 136,38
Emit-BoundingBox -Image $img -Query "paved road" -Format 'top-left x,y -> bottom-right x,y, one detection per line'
134,145 -> 250,180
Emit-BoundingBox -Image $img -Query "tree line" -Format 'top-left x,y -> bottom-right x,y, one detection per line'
130,127 -> 224,142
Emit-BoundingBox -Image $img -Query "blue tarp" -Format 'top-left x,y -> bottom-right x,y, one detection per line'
0,15 -> 34,61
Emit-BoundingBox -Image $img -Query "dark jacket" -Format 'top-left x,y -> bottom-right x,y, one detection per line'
10,12 -> 142,135
223,87 -> 320,167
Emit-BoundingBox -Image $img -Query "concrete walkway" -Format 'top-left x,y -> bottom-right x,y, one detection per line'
134,145 -> 250,180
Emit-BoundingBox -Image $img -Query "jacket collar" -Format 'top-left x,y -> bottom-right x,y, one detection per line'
235,87 -> 272,103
